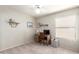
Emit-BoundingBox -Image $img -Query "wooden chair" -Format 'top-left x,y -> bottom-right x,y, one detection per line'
35,32 -> 51,45
39,32 -> 51,45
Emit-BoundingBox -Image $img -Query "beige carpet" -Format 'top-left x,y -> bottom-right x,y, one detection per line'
0,43 -> 77,54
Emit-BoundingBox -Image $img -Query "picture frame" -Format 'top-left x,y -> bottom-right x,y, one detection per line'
27,22 -> 33,28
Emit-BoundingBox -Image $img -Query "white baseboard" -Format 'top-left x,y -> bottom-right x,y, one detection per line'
0,41 -> 34,52
0,43 -> 26,52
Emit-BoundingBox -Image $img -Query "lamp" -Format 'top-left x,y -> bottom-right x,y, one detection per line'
8,18 -> 19,28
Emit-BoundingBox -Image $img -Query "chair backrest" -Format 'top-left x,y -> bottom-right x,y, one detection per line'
39,32 -> 45,39
43,30 -> 50,35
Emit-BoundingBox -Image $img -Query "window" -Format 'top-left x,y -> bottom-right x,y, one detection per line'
55,15 -> 76,40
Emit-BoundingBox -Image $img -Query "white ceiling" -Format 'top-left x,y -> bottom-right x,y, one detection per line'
6,5 -> 77,18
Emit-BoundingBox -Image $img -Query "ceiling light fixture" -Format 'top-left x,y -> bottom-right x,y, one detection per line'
34,5 -> 41,14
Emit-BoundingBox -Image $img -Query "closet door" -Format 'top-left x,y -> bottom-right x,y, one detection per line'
56,15 -> 76,40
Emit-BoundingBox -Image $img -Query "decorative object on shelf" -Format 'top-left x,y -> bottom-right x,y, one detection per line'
27,22 -> 33,28
8,18 -> 19,28
39,23 -> 48,27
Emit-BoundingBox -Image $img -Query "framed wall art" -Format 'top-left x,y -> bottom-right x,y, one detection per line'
27,22 -> 33,28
